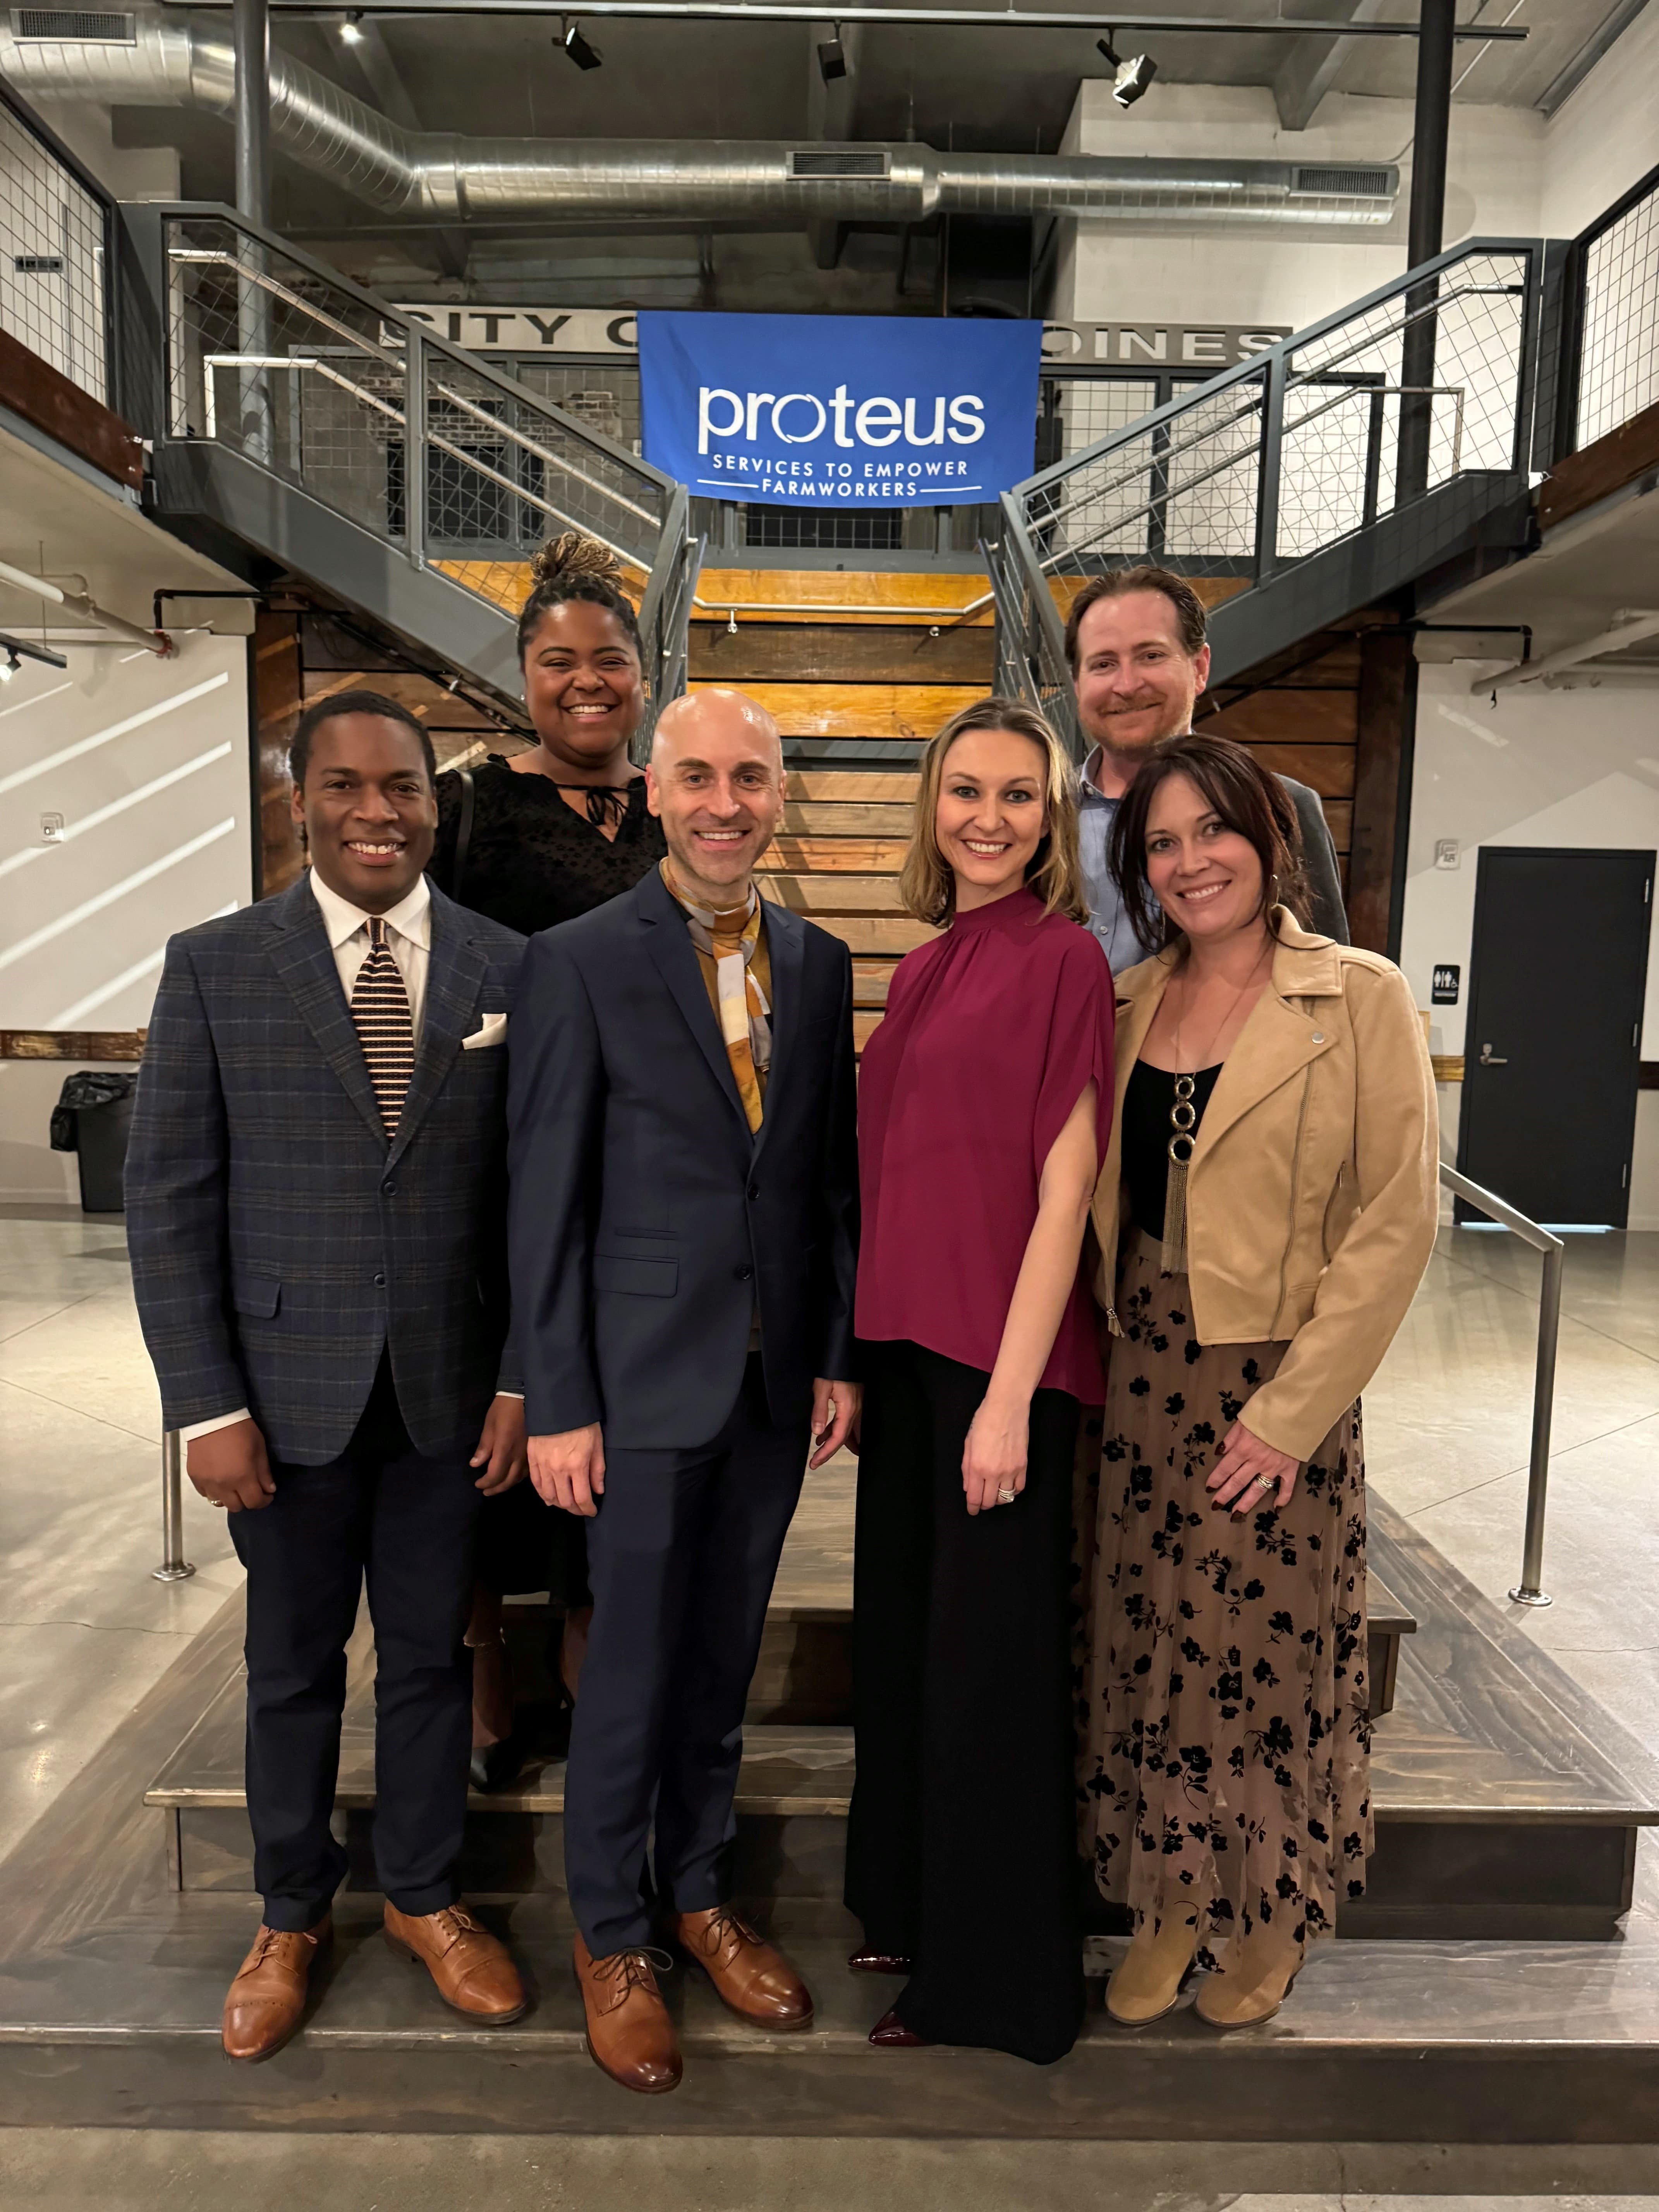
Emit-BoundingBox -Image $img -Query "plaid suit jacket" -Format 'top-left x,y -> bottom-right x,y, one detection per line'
126,873 -> 526,1466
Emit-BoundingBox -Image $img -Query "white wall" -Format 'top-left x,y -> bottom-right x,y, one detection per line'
0,634 -> 253,1200
1399,664 -> 1659,1229
1542,1 -> 1659,239
1054,83 -> 1543,335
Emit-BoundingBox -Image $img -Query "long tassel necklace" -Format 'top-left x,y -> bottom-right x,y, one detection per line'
1161,943 -> 1273,1276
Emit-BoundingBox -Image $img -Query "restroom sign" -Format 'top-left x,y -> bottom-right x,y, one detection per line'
1431,965 -> 1460,1005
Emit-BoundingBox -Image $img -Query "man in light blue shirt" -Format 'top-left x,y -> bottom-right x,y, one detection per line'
1066,566 -> 1347,968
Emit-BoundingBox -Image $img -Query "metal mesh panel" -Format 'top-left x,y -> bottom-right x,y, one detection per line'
1577,184 -> 1659,448
166,215 -> 672,630
1012,246 -> 1531,594
0,94 -> 106,402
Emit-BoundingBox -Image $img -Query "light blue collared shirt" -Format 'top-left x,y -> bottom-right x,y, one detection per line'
1077,745 -> 1158,978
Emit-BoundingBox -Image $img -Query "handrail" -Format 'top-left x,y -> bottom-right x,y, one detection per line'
1439,1162 -> 1564,1608
153,1432 -> 195,1584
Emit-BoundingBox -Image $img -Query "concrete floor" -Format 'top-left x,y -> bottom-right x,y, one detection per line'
3,1208 -> 1659,2204
3,2134 -> 1659,2210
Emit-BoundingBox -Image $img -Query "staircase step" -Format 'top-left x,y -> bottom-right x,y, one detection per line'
763,877 -> 908,916
12,1908 -> 1659,2141
810,917 -> 938,956
693,619 -> 995,686
852,958 -> 897,1008
757,840 -> 908,877
779,801 -> 915,836
787,771 -> 920,802
695,568 -> 994,625
699,682 -> 982,741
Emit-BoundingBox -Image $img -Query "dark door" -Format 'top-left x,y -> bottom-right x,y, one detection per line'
1457,847 -> 1653,1226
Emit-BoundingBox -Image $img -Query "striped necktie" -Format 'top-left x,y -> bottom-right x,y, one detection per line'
351,915 -> 414,1139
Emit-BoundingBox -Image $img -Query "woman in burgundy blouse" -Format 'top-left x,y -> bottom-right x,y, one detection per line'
846,697 -> 1115,2066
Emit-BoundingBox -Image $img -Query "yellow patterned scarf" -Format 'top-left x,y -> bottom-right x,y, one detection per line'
662,860 -> 773,1134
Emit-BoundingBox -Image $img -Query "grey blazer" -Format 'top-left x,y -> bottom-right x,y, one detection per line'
125,874 -> 525,1466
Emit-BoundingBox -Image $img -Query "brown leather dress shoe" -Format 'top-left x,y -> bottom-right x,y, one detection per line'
383,1901 -> 527,2022
574,1933 -> 682,2094
669,1905 -> 814,2030
222,1914 -> 331,2063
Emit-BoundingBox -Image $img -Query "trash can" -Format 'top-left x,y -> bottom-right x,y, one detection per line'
50,1070 -> 138,1214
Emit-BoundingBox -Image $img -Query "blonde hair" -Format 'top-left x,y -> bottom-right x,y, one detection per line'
899,697 -> 1087,928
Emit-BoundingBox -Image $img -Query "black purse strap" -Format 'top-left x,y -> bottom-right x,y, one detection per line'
451,766 -> 476,906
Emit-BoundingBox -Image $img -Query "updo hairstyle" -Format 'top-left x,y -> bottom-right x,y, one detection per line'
516,531 -> 644,664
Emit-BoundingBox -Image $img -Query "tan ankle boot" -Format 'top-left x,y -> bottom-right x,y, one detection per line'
1194,1930 -> 1302,2029
1105,1910 -> 1199,2026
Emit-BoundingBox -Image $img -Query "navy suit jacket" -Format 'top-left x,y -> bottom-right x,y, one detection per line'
507,867 -> 858,1451
125,874 -> 526,1466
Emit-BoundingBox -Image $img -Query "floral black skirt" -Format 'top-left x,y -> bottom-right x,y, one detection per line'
1076,1229 -> 1372,1962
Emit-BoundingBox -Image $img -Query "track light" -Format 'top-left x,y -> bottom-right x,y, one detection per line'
1097,30 -> 1156,107
340,9 -> 364,43
817,24 -> 847,82
0,651 -> 17,684
560,16 -> 603,69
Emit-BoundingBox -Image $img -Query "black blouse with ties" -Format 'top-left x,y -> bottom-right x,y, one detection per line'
1121,1061 -> 1223,1242
429,752 -> 666,936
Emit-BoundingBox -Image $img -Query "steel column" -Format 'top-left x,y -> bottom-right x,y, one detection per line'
1398,0 -> 1455,501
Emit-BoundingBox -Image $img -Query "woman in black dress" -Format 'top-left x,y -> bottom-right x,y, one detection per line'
428,531 -> 666,1787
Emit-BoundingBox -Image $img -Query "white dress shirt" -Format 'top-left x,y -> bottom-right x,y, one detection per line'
178,869 -> 433,1445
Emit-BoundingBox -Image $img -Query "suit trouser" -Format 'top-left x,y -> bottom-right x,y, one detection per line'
564,1353 -> 808,1956
229,1354 -> 483,1931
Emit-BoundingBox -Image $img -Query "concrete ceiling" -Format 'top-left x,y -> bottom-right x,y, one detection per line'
110,0 -> 1639,205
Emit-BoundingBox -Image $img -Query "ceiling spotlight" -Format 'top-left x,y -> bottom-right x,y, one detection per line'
817,24 -> 847,82
0,650 -> 17,684
1097,31 -> 1156,108
560,17 -> 603,69
339,9 -> 364,43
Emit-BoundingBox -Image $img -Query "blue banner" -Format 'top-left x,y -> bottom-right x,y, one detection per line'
637,311 -> 1042,509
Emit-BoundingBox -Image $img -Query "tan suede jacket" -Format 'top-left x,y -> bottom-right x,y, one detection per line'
1090,913 -> 1438,1463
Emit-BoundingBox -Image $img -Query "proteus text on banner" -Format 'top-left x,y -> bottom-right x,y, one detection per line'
637,311 -> 1042,507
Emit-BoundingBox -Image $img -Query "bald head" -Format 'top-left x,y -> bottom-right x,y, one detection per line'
646,686 -> 788,905
652,686 -> 782,768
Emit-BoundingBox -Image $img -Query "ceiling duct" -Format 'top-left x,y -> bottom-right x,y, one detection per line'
1,10 -> 1399,225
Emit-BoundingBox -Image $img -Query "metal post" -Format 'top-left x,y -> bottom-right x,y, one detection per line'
1254,351 -> 1285,583
232,0 -> 271,227
404,326 -> 426,566
1398,0 -> 1455,501
1510,1241 -> 1563,1608
153,1432 -> 196,1583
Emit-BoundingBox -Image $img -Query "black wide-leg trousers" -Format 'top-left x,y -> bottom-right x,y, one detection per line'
229,1354 -> 482,1931
845,1338 -> 1085,2065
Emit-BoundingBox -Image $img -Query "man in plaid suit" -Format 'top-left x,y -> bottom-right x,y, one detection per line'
127,692 -> 530,2062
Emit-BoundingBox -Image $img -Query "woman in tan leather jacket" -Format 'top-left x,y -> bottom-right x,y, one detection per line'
1077,733 -> 1436,2033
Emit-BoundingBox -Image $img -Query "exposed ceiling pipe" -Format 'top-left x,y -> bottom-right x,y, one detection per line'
0,13 -> 1398,225
0,556 -> 175,657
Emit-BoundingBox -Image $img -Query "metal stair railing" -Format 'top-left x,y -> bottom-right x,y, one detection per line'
985,236 -> 1547,732
128,203 -> 696,724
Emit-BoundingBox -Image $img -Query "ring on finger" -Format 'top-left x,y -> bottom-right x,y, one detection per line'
997,1486 -> 1017,1506
1253,1473 -> 1275,1492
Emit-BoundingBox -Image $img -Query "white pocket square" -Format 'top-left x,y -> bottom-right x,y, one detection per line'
462,1012 -> 508,1051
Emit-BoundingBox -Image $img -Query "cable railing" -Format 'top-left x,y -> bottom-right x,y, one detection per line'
984,237 -> 1545,733
0,77 -> 113,407
149,206 -> 695,716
